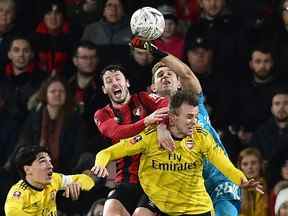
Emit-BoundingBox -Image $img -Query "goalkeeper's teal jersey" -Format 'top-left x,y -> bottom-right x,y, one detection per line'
197,93 -> 241,202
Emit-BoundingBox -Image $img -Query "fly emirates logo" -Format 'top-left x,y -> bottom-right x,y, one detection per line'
151,153 -> 202,171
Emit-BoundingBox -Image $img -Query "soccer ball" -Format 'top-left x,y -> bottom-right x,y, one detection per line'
130,7 -> 165,41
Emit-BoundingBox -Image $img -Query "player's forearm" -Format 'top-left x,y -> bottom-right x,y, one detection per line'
5,208 -> 31,216
70,173 -> 95,191
208,148 -> 247,185
161,54 -> 202,94
100,119 -> 146,141
95,139 -> 144,167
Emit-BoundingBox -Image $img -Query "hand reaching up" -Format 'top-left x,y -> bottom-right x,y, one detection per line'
240,178 -> 264,194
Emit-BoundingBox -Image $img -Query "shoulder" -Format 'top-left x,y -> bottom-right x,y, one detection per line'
94,105 -> 113,120
6,180 -> 29,202
194,125 -> 209,136
95,105 -> 111,115
128,126 -> 157,144
138,91 -> 167,104
85,21 -> 102,30
144,125 -> 157,136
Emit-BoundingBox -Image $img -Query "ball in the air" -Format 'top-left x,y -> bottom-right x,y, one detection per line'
130,7 -> 165,41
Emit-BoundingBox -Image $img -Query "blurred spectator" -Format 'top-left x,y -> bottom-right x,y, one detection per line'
238,148 -> 269,216
0,0 -> 23,72
154,4 -> 184,59
175,0 -> 200,27
270,181 -> 288,216
16,76 -> 88,174
82,0 -> 132,45
3,36 -> 48,123
125,45 -> 154,93
184,35 -> 234,131
231,45 -> 283,145
0,79 -> 19,167
273,0 -> 288,81
268,157 -> 288,195
230,0 -> 274,37
0,35 -> 47,215
275,187 -> 288,216
33,0 -> 78,76
185,0 -> 242,80
249,88 -> 288,161
69,40 -> 109,153
64,0 -> 104,29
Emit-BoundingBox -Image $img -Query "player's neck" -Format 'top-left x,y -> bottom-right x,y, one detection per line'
25,177 -> 44,191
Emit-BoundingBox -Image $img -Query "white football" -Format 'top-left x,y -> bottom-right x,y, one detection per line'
130,7 -> 165,41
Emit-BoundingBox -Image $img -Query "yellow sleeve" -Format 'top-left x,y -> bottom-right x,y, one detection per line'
95,133 -> 146,167
53,173 -> 95,191
202,132 -> 247,185
5,207 -> 31,216
4,188 -> 30,216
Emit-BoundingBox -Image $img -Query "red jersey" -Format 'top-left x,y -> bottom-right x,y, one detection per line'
94,91 -> 168,184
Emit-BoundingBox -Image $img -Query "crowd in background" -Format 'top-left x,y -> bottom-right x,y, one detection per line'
0,0 -> 288,215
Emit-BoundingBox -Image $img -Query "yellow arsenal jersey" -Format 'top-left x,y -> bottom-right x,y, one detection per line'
95,126 -> 247,215
4,173 -> 94,216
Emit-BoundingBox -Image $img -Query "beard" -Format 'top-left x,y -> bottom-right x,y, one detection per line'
109,91 -> 128,105
275,115 -> 288,123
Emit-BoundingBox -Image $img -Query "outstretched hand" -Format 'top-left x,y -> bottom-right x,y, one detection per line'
144,107 -> 168,126
91,165 -> 109,178
129,36 -> 157,52
157,123 -> 175,152
240,178 -> 264,194
62,183 -> 81,200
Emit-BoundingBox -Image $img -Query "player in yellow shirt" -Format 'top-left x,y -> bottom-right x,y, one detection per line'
4,145 -> 99,216
91,90 -> 263,216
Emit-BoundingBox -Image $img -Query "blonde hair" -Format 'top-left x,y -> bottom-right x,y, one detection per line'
238,147 -> 265,177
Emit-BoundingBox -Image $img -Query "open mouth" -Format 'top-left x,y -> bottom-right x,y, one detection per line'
113,89 -> 122,97
48,171 -> 53,177
162,79 -> 171,86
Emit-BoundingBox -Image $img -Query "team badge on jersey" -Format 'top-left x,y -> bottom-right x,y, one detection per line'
186,140 -> 194,149
12,191 -> 21,199
130,135 -> 142,144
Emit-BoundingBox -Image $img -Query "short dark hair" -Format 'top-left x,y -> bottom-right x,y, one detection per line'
8,35 -> 34,52
151,61 -> 167,84
100,64 -> 128,83
249,42 -> 273,60
42,0 -> 65,16
169,90 -> 199,114
272,87 -> 288,98
72,40 -> 98,57
14,145 -> 49,178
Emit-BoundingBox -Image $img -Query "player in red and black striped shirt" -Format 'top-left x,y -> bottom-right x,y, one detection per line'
94,64 -> 168,215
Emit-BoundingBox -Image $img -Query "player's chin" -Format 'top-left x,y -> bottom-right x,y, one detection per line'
185,129 -> 193,136
45,174 -> 53,183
